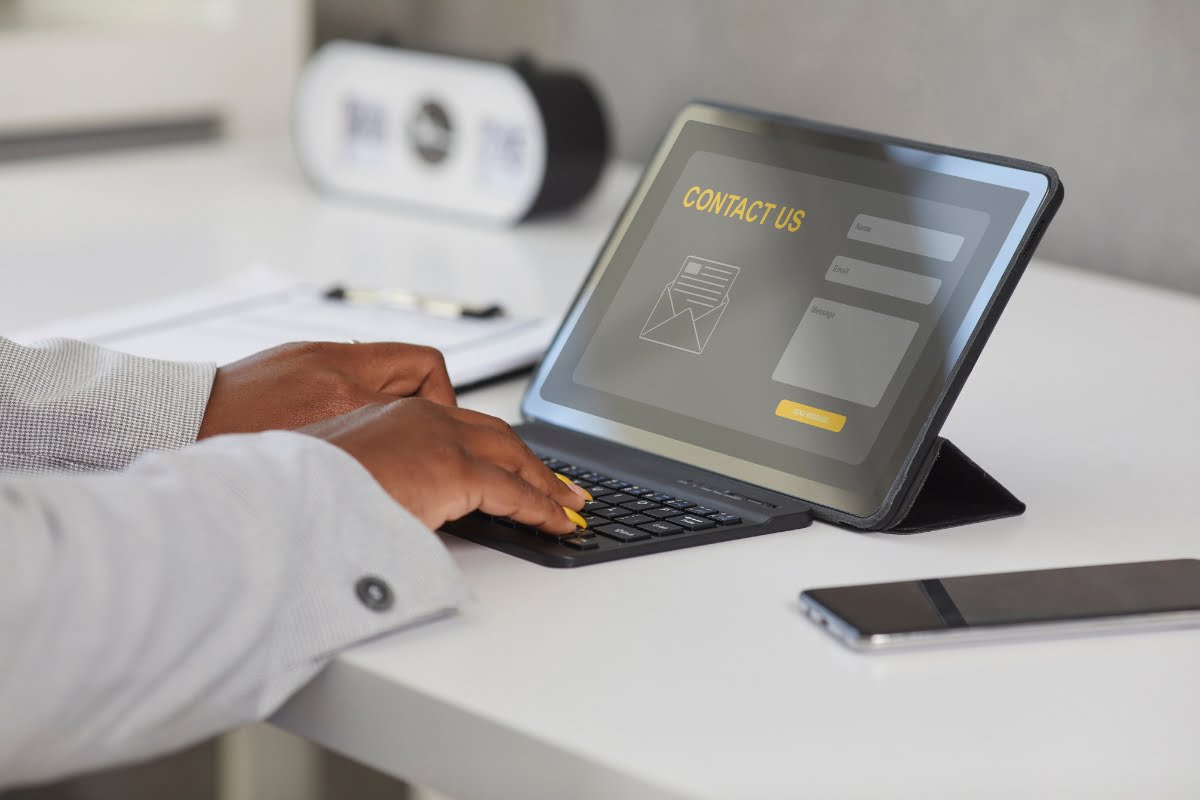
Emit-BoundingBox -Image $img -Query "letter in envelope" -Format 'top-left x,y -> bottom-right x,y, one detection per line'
639,257 -> 740,354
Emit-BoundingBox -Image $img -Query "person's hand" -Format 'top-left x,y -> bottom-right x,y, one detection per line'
197,341 -> 456,438
302,399 -> 590,535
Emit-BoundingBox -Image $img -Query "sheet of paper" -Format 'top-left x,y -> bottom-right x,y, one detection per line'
11,266 -> 559,388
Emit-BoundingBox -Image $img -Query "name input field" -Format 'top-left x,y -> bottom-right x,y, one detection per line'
825,256 -> 942,304
847,214 -> 964,262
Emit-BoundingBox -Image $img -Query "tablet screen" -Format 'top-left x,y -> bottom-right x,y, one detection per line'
525,105 -> 1053,519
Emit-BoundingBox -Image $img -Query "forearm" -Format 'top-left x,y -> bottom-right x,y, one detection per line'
0,336 -> 214,473
0,431 -> 468,789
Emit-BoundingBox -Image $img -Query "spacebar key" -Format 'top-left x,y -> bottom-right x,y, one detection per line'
595,523 -> 652,543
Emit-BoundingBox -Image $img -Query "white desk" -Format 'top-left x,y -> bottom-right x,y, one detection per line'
4,142 -> 1199,800
0,140 -> 627,331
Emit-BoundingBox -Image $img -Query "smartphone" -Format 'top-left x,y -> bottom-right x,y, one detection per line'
799,559 -> 1200,651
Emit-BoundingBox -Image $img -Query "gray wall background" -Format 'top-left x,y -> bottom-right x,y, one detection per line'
317,0 -> 1200,295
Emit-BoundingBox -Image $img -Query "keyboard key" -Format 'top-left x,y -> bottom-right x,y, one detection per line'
639,520 -> 683,536
669,514 -> 716,531
530,462 -> 737,535
595,523 -> 651,543
645,506 -> 680,519
527,527 -> 564,540
589,505 -> 631,520
560,536 -> 599,551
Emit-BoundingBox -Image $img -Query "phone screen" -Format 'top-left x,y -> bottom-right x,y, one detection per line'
804,560 -> 1200,636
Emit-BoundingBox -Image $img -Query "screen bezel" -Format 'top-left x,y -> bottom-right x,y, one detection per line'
522,102 -> 1056,522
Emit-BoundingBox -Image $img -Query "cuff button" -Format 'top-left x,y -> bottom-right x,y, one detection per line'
355,576 -> 394,612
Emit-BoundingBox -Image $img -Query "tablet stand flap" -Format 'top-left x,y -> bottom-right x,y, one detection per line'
884,438 -> 1025,534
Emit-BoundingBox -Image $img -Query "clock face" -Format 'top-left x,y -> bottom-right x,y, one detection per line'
407,99 -> 454,165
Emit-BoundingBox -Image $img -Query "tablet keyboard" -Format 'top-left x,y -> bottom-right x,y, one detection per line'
441,451 -> 814,567
485,454 -> 743,550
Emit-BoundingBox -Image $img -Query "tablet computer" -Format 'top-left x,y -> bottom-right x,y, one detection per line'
522,102 -> 1062,530
444,102 -> 1062,565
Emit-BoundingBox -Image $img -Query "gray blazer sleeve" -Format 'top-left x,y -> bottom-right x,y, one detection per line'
0,335 -> 215,473
0,430 -> 470,790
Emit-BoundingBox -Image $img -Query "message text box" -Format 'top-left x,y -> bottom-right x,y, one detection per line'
771,298 -> 918,408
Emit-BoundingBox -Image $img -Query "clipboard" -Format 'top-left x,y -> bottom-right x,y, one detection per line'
10,267 -> 560,389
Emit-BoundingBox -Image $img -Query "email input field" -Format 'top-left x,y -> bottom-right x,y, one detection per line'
847,214 -> 964,262
825,256 -> 942,304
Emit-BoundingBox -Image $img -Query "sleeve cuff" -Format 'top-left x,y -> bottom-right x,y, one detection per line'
198,431 -> 472,714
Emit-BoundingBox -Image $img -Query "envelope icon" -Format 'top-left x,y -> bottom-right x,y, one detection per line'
639,281 -> 729,354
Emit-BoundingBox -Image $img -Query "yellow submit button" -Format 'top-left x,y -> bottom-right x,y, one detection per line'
775,399 -> 847,432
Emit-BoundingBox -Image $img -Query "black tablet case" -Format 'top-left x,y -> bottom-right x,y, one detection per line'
869,437 -> 1026,533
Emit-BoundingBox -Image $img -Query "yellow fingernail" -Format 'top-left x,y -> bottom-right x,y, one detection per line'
563,506 -> 588,529
555,472 -> 592,501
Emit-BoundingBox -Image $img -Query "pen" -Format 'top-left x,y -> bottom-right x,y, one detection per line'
323,285 -> 505,319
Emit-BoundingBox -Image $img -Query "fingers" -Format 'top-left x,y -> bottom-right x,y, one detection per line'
470,461 -> 581,535
312,396 -> 587,535
440,408 -> 590,501
555,472 -> 593,502
451,416 -> 586,511
443,404 -> 515,432
343,343 -> 458,407
432,402 -> 587,527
